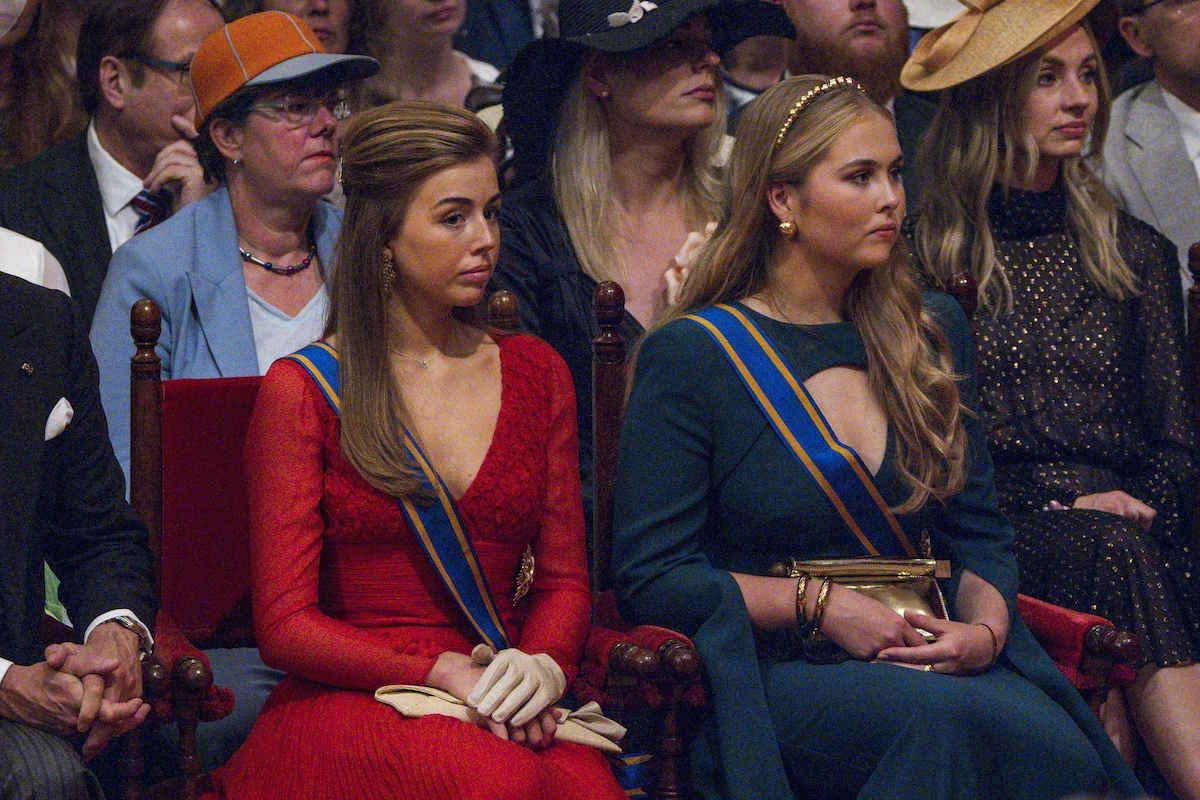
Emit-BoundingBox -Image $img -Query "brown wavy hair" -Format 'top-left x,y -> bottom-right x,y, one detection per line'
655,75 -> 967,512
0,0 -> 85,168
328,100 -> 498,498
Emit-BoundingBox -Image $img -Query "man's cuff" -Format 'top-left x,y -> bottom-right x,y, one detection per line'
0,657 -> 12,686
85,610 -> 154,653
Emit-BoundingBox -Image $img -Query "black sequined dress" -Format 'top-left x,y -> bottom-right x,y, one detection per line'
971,182 -> 1200,667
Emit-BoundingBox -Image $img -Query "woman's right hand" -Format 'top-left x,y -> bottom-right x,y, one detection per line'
1070,490 -> 1156,531
424,651 -> 559,750
818,583 -> 929,660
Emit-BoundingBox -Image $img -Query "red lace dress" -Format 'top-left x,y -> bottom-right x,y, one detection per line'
207,334 -> 625,800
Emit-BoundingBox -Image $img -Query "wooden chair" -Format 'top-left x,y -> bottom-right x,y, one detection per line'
126,296 -> 666,799
128,299 -> 247,800
488,289 -> 699,799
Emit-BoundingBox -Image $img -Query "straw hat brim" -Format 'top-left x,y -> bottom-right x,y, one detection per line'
900,0 -> 1100,92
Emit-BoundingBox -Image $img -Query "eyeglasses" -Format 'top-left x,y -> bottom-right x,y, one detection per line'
122,54 -> 191,85
1132,0 -> 1199,14
250,92 -> 350,129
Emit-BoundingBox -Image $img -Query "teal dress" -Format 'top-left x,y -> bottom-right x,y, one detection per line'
612,293 -> 1140,800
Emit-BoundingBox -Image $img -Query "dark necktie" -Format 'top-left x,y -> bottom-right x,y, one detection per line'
132,187 -> 174,235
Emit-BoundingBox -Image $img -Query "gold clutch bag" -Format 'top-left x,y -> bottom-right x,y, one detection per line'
767,557 -> 952,658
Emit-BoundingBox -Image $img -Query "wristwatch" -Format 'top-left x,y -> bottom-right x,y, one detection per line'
108,616 -> 154,661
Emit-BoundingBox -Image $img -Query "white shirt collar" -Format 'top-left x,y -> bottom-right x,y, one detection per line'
86,119 -> 146,218
1161,86 -> 1200,164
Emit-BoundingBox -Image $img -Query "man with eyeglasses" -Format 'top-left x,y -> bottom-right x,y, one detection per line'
0,0 -> 224,326
1103,0 -> 1200,298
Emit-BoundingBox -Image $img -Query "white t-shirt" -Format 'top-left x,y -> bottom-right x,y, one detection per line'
246,283 -> 330,375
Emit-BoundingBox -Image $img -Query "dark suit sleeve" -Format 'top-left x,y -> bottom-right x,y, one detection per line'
43,295 -> 156,638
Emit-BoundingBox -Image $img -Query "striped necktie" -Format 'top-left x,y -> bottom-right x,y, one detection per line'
132,187 -> 173,235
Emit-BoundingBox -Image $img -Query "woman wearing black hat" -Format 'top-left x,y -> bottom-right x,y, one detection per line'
905,0 -> 1200,796
491,0 -> 794,530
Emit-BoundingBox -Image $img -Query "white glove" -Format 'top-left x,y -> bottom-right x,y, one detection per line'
465,644 -> 567,727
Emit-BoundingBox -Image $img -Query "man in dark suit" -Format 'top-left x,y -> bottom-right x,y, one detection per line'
0,0 -> 223,327
0,272 -> 156,798
779,0 -> 938,204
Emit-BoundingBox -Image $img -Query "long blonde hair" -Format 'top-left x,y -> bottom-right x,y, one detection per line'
911,24 -> 1136,314
329,101 -> 498,498
551,70 -> 724,287
658,75 -> 967,513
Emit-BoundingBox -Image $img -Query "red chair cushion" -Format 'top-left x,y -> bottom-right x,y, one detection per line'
159,377 -> 262,646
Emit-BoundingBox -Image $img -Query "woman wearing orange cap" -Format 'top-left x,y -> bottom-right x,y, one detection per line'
88,10 -> 378,769
905,1 -> 1200,796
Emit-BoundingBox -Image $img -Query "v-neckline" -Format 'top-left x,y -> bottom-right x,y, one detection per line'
421,347 -> 507,506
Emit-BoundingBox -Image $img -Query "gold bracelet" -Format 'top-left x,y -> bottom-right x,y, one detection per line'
976,622 -> 999,666
810,578 -> 832,635
794,574 -> 811,632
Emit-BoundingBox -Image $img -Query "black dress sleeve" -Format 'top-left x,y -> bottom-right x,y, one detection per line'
1119,214 -> 1198,545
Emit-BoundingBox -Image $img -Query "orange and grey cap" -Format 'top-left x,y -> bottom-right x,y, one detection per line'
190,11 -> 378,127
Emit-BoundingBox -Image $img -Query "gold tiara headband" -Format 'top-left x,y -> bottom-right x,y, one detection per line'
773,76 -> 865,150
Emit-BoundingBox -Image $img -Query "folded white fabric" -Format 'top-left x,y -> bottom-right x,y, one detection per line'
44,397 -> 73,441
374,684 -> 627,754
467,644 -> 567,726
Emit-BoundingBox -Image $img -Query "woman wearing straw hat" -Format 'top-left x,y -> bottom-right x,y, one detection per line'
612,73 -> 1140,800
88,10 -> 378,769
491,0 -> 794,530
905,1 -> 1200,796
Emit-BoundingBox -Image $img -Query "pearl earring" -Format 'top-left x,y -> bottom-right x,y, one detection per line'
778,219 -> 797,239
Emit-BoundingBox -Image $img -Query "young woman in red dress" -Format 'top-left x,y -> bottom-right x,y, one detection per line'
208,101 -> 625,800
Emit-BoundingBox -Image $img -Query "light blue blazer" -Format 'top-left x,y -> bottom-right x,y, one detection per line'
89,187 -> 342,482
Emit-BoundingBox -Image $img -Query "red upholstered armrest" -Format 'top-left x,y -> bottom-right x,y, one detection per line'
1018,594 -> 1139,692
577,592 -> 704,709
148,612 -> 235,723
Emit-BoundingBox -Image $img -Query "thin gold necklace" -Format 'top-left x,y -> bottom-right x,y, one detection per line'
389,347 -> 440,368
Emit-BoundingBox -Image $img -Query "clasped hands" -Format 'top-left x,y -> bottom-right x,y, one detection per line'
0,622 -> 147,759
819,583 -> 1000,675
426,646 -> 566,751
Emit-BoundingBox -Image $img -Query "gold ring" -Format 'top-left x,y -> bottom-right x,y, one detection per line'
924,664 -> 933,672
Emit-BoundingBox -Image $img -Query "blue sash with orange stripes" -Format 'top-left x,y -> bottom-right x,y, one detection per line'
284,342 -> 511,651
684,304 -> 916,558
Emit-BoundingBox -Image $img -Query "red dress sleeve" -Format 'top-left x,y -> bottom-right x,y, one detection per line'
245,359 -> 438,689
511,339 -> 593,685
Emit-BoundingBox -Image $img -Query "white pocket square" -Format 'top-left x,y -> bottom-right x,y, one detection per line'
44,397 -> 73,441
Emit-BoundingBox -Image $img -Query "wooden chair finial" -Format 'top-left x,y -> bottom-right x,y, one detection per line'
487,290 -> 520,332
944,271 -> 979,320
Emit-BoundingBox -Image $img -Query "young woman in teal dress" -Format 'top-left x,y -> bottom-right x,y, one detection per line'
611,75 -> 1141,800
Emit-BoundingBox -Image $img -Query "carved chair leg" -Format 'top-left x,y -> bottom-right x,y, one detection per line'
653,640 -> 700,800
172,656 -> 213,800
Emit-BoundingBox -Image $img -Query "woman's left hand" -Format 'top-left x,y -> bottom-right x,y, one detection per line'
875,612 -> 999,675
505,707 -> 560,752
